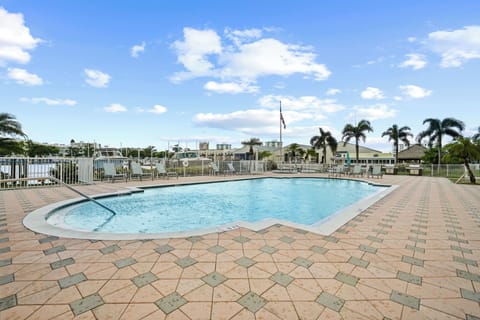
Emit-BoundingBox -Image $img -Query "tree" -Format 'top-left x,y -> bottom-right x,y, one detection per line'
241,138 -> 262,160
341,119 -> 373,163
416,117 -> 465,166
382,124 -> 413,164
473,126 -> 480,141
445,137 -> 480,184
26,140 -> 60,157
287,143 -> 302,162
0,113 -> 27,155
310,128 -> 338,164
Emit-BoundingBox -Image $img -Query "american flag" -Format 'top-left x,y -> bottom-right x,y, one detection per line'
280,104 -> 286,129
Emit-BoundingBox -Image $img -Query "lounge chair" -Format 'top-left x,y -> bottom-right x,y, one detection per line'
350,164 -> 362,177
211,163 -> 220,175
370,165 -> 383,178
335,165 -> 345,177
226,163 -> 236,175
130,162 -> 152,181
155,163 -> 178,179
103,163 -> 127,182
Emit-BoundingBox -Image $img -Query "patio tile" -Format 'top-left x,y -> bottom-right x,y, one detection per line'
175,257 -> 198,268
390,290 -> 420,310
367,235 -> 384,243
448,236 -> 469,244
260,245 -> 278,255
0,294 -> 17,311
294,228 -> 308,234
43,245 -> 66,255
208,245 -> 226,254
453,256 -> 478,267
401,255 -> 424,267
405,245 -> 425,253
410,229 -> 427,236
292,257 -> 313,269
408,236 -> 426,244
450,245 -> 472,254
114,257 -> 137,269
279,236 -> 295,244
359,244 -> 377,254
460,288 -> 480,303
315,292 -> 344,312
335,272 -> 359,286
456,269 -> 480,282
378,223 -> 392,228
233,235 -> 251,243
38,235 -> 59,244
256,228 -> 269,234
348,256 -> 369,268
155,244 -> 174,254
396,271 -> 422,285
0,247 -> 10,254
0,258 -> 11,267
186,236 -> 204,243
202,271 -> 227,287
0,273 -> 14,286
310,245 -> 328,255
466,314 -> 480,320
237,291 -> 267,313
155,292 -> 187,314
51,257 -> 75,270
235,257 -> 256,268
323,235 -> 339,243
70,293 -> 104,316
0,230 -> 7,234
99,244 -> 121,255
0,237 -> 8,243
270,271 -> 294,287
58,272 -> 87,289
132,271 -> 159,288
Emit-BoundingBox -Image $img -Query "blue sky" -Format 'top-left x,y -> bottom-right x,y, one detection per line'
1,0 -> 479,152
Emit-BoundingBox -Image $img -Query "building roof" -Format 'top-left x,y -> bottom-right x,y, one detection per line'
397,144 -> 427,160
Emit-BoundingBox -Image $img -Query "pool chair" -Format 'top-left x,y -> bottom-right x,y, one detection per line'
155,163 -> 178,179
130,162 -> 152,181
226,163 -> 236,175
334,164 -> 345,177
350,164 -> 363,177
103,163 -> 127,182
370,165 -> 383,179
211,163 -> 220,175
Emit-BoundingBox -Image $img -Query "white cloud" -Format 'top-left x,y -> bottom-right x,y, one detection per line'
104,103 -> 127,113
0,7 -> 41,65
258,95 -> 345,114
20,97 -> 76,106
84,69 -> 111,88
428,25 -> 480,67
171,27 -> 331,90
361,87 -> 384,100
350,104 -> 397,121
204,81 -> 259,94
7,68 -> 43,85
407,37 -> 417,43
148,104 -> 168,114
326,88 -> 341,96
130,41 -> 145,58
399,53 -> 427,70
399,84 -> 432,98
393,96 -> 403,101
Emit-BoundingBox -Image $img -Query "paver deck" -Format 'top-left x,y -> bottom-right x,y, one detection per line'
0,173 -> 479,319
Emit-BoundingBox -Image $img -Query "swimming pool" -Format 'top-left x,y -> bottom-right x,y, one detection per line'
36,177 -> 391,238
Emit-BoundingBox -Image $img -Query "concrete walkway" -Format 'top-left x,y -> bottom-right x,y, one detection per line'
0,174 -> 479,319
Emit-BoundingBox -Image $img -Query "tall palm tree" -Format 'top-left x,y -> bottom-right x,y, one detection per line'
416,117 -> 465,166
341,119 -> 373,163
0,113 -> 27,155
382,124 -> 413,164
446,137 -> 480,184
241,138 -> 262,160
473,126 -> 480,141
310,128 -> 338,164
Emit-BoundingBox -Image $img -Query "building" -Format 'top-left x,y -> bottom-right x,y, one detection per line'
397,144 -> 428,163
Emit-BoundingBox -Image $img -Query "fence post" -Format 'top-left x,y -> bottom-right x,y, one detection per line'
431,164 -> 433,177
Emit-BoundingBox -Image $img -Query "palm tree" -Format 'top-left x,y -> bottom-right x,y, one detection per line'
287,143 -> 302,162
382,124 -> 413,164
241,138 -> 262,160
416,117 -> 465,166
341,119 -> 373,163
473,126 -> 480,141
446,137 -> 480,184
0,113 -> 27,155
310,128 -> 338,164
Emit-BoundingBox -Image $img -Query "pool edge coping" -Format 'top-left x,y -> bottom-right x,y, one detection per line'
23,177 -> 398,240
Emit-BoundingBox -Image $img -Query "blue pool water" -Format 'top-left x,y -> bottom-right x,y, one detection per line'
57,178 -> 383,234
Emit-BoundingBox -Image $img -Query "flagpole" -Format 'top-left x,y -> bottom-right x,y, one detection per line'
279,100 -> 282,164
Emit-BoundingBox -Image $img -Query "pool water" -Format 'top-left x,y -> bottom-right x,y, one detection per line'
57,178 -> 383,234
